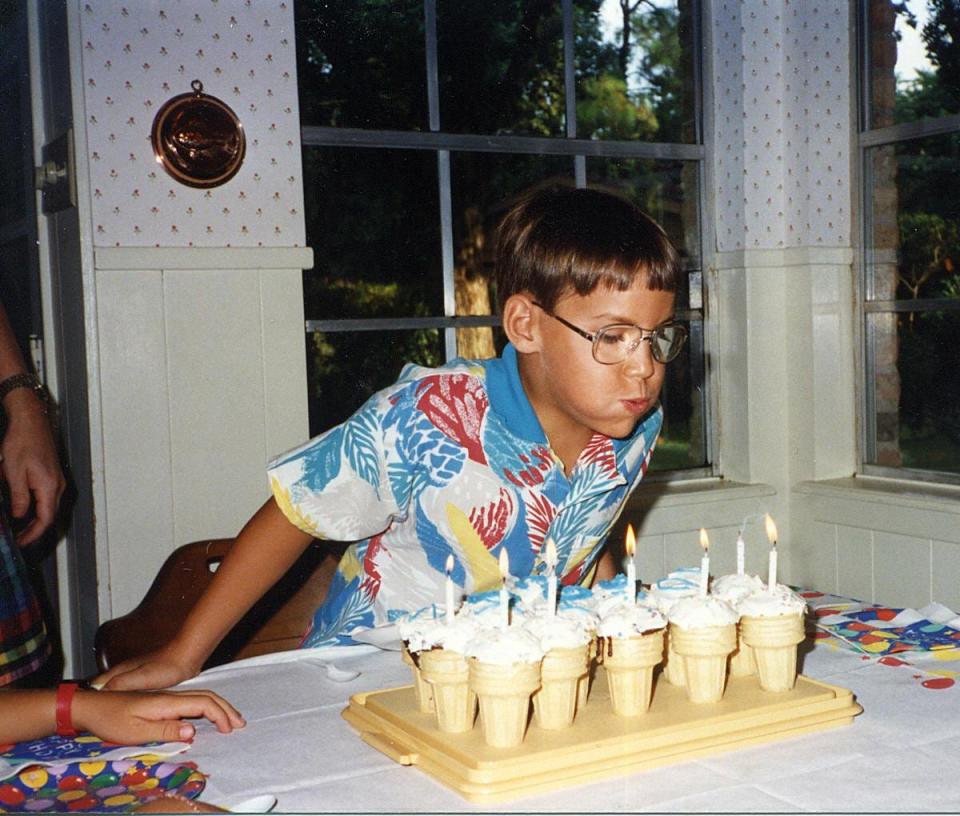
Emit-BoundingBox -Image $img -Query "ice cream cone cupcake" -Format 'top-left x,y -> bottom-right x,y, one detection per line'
648,575 -> 699,686
400,642 -> 434,713
465,628 -> 543,748
557,585 -> 601,708
410,615 -> 481,731
739,585 -> 807,692
524,615 -> 591,730
597,602 -> 667,716
667,595 -> 739,704
712,572 -> 765,677
420,648 -> 477,732
398,602 -> 469,714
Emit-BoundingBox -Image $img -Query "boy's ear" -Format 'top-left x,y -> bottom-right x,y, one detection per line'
501,293 -> 543,353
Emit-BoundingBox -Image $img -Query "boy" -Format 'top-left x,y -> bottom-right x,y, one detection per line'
98,183 -> 685,691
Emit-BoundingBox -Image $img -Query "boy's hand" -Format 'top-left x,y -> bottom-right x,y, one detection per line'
72,688 -> 245,744
94,646 -> 200,692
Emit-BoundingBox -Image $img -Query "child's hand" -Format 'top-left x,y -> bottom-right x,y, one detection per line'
72,688 -> 245,744
94,647 -> 200,692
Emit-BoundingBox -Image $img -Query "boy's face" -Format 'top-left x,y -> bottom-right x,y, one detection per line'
516,281 -> 676,450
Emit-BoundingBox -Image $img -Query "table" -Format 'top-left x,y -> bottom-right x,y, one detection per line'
178,595 -> 960,813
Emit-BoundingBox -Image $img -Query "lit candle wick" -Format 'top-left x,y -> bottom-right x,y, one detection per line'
625,524 -> 637,605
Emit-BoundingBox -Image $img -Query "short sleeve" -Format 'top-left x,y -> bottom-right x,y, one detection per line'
267,392 -> 403,541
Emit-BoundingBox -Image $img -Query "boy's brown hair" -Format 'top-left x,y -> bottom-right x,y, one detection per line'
494,182 -> 682,313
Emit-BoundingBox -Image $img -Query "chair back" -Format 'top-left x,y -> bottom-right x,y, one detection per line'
94,538 -> 341,672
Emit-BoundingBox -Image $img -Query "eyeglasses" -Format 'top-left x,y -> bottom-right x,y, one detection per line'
532,301 -> 688,365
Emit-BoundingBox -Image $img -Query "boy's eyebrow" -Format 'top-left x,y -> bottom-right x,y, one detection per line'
592,311 -> 676,324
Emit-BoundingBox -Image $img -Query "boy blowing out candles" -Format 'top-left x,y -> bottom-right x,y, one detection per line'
97,182 -> 686,691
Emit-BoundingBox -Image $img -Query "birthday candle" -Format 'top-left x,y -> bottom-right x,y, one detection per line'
545,538 -> 558,617
736,530 -> 745,576
498,548 -> 510,630
625,524 -> 637,604
445,554 -> 455,625
698,528 -> 710,596
765,514 -> 778,590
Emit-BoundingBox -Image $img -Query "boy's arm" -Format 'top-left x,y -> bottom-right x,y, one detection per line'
592,548 -> 617,583
96,496 -> 313,691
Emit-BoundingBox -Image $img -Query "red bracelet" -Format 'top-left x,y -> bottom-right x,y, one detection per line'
55,682 -> 80,738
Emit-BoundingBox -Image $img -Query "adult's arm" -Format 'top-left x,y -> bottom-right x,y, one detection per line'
0,304 -> 65,546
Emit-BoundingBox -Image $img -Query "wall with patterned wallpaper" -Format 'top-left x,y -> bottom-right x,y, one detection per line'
712,1 -> 851,252
78,0 -> 305,248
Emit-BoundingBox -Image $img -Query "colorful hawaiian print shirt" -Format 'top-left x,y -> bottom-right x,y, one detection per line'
268,343 -> 662,648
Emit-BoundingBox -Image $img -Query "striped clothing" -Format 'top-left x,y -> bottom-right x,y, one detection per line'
0,513 -> 50,686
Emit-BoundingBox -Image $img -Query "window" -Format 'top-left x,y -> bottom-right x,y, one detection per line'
860,0 -> 960,481
295,0 -> 709,475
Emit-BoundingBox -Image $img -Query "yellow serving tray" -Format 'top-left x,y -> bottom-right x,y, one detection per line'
342,668 -> 861,804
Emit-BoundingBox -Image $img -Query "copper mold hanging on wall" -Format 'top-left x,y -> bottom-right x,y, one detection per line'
151,79 -> 245,188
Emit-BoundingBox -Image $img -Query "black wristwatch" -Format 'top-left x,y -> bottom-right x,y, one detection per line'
0,373 -> 49,414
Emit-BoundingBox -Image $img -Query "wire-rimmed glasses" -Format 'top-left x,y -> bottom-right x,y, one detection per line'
532,301 -> 687,365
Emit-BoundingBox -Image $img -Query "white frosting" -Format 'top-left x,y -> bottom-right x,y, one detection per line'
667,595 -> 739,629
648,576 -> 699,614
523,614 -> 592,651
738,584 -> 807,618
711,572 -> 765,607
399,614 -> 480,654
597,602 -> 667,638
457,590 -> 504,628
556,604 -> 600,631
464,626 -> 544,664
508,576 -> 549,612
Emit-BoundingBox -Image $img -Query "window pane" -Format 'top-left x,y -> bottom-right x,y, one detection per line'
302,146 -> 442,319
867,0 -> 960,130
295,0 -> 427,130
307,329 -> 444,434
576,0 -> 697,143
586,156 -> 700,302
438,1 -> 565,136
866,135 -> 960,302
865,310 -> 960,474
450,152 -> 573,358
649,318 -> 707,471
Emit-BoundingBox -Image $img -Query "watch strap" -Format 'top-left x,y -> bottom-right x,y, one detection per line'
55,682 -> 80,738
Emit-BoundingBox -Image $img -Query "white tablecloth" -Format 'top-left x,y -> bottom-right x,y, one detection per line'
177,632 -> 960,812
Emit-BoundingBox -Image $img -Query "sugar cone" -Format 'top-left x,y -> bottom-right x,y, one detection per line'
741,612 -> 805,692
533,644 -> 589,730
728,624 -> 757,677
669,623 -> 736,704
661,626 -> 686,687
401,642 -> 434,713
468,658 -> 542,748
601,629 -> 664,716
419,648 -> 477,733
577,636 -> 598,710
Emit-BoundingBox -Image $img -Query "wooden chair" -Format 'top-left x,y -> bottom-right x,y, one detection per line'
94,538 -> 345,673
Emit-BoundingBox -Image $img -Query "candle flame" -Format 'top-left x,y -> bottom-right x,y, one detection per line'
498,548 -> 510,580
625,524 -> 636,558
699,527 -> 710,552
445,553 -> 454,575
765,514 -> 778,546
544,538 -> 557,569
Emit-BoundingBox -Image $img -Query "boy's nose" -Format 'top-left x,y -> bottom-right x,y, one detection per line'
621,338 -> 656,379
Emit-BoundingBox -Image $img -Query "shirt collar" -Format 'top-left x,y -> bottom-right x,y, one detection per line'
481,343 -> 548,444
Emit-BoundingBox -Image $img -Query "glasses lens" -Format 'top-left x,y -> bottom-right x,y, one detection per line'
651,324 -> 687,363
593,325 -> 640,364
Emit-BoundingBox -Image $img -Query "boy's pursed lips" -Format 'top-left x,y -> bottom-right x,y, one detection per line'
621,397 -> 651,414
